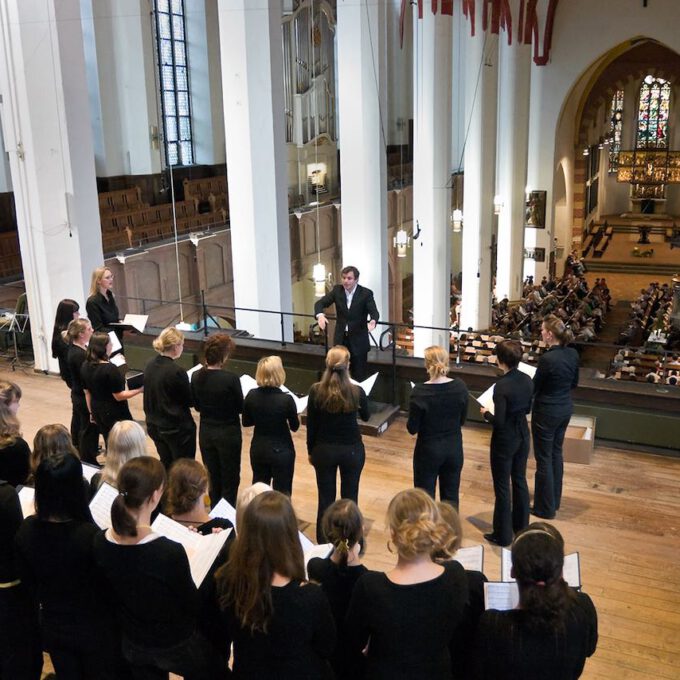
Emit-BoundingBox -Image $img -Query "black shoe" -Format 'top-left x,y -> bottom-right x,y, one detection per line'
484,532 -> 510,547
529,506 -> 556,520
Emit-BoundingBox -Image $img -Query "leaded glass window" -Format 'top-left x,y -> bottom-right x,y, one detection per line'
154,0 -> 193,166
608,90 -> 624,173
636,75 -> 671,149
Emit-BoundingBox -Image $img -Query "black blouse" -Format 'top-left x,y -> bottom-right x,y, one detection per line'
407,379 -> 469,440
80,361 -> 128,419
191,367 -> 243,427
86,291 -> 120,334
306,384 -> 369,451
242,386 -> 299,446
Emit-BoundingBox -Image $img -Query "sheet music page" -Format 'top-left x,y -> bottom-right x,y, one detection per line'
18,486 -> 35,519
240,374 -> 258,398
108,331 -> 122,354
484,582 -> 519,611
501,547 -> 513,581
410,381 -> 415,389
518,362 -> 537,378
562,553 -> 581,588
151,513 -> 202,552
209,499 -> 237,526
187,364 -> 203,380
281,385 -> 309,414
350,372 -> 379,396
109,354 -> 126,367
453,544 -> 484,572
298,531 -> 315,553
122,314 -> 148,333
81,462 -> 100,482
476,384 -> 496,414
89,483 -> 120,529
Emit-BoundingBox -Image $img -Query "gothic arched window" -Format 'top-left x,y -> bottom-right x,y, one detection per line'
608,89 -> 624,173
636,75 -> 671,149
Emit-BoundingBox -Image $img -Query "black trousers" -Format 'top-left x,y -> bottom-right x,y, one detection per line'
413,435 -> 464,508
0,584 -> 42,680
198,422 -> 241,507
532,411 -> 571,517
490,427 -> 530,545
148,420 -> 197,471
311,441 -> 365,543
250,437 -> 295,496
342,333 -> 368,382
71,393 -> 99,464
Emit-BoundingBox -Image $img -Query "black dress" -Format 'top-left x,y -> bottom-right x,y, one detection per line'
221,579 -> 336,679
531,345 -> 579,518
482,369 -> 534,544
86,291 -> 120,336
345,564 -> 469,680
242,386 -> 299,496
0,437 -> 30,487
67,344 -> 99,463
407,379 -> 469,507
80,361 -> 131,443
191,367 -> 242,505
473,591 -> 598,679
307,557 -> 368,679
306,384 -> 369,543
52,334 -> 72,388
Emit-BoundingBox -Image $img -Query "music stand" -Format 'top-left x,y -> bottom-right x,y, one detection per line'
1,312 -> 32,370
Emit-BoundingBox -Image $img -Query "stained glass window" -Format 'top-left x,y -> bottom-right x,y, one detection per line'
154,0 -> 193,166
636,75 -> 671,150
608,90 -> 624,173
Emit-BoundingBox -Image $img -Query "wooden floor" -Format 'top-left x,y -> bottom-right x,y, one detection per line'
6,363 -> 679,680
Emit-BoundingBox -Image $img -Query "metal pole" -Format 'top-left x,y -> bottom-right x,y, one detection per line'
391,324 -> 397,406
201,289 -> 208,337
280,312 -> 286,347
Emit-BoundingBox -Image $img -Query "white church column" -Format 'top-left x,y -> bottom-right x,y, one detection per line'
0,0 -> 103,372
218,0 -> 292,340
495,28 -> 531,302
411,6 -> 453,355
460,23 -> 498,331
336,0 -> 388,321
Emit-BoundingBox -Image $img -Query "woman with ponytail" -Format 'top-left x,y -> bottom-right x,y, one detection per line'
473,523 -> 597,679
407,346 -> 469,508
346,488 -> 468,680
308,499 -> 367,680
531,314 -> 580,519
306,345 -> 369,543
93,456 -> 227,679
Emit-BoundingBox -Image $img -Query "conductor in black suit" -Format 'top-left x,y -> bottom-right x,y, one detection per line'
314,266 -> 379,381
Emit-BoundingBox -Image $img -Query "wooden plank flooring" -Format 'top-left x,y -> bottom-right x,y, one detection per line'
5,364 -> 679,679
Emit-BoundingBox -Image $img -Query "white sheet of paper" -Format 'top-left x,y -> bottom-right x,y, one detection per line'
151,513 -> 231,586
304,543 -> 333,574
109,353 -> 126,367
81,462 -> 100,482
298,531 -> 315,553
18,486 -> 35,519
209,498 -> 237,526
122,314 -> 148,333
108,331 -> 122,354
476,384 -> 496,414
350,372 -> 379,396
453,544 -> 484,572
502,547 -> 581,588
484,582 -> 519,610
410,381 -> 415,389
280,385 -> 309,414
89,482 -> 119,529
240,374 -> 258,398
187,364 -> 203,380
518,361 -> 537,378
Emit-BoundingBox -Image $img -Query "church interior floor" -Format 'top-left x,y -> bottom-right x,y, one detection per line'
592,232 -> 680,265
6,365 -> 676,680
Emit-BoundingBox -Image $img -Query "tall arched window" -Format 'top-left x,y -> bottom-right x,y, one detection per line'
608,89 -> 624,173
636,75 -> 671,149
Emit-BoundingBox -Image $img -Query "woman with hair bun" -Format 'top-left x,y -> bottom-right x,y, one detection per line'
307,345 -> 369,543
346,488 -> 468,680
242,355 -> 299,496
308,499 -> 367,680
473,523 -> 597,679
0,381 -> 30,487
191,333 -> 243,505
93,456 -> 227,679
144,327 -> 195,469
531,315 -> 579,519
407,345 -> 469,507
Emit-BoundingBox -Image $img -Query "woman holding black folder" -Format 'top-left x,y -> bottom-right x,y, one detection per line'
86,267 -> 124,349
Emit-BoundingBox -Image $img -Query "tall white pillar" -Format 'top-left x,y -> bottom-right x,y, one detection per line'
460,25 -> 498,331
412,8 -> 453,355
336,0 -> 388,321
218,0 -> 292,340
495,30 -> 531,302
0,0 -> 103,372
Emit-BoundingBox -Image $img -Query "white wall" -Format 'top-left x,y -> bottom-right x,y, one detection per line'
386,0 -> 412,147
0,111 -> 12,193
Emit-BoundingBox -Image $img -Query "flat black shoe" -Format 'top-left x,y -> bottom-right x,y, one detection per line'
529,506 -> 556,520
484,532 -> 510,547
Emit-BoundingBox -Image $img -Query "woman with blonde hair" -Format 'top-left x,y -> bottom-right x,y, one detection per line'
191,333 -> 243,505
86,267 -> 121,344
242,355 -> 299,496
0,380 -> 30,487
143,327 -> 195,469
346,488 -> 468,679
216,491 -> 335,678
407,346 -> 469,507
307,345 -> 369,542
90,420 -> 147,494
